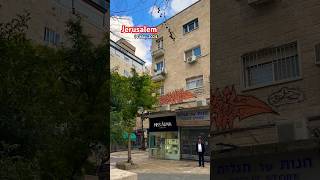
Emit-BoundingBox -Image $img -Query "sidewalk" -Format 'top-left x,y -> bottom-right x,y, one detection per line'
111,150 -> 210,175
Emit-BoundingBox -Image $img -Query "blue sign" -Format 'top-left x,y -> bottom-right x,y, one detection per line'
176,109 -> 209,121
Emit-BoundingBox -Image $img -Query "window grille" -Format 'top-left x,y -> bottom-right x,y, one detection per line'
186,76 -> 203,90
242,42 -> 299,88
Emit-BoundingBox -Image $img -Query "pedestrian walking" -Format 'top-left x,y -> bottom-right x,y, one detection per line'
196,136 -> 205,167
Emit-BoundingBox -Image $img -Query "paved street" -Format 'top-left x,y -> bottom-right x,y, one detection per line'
111,150 -> 210,180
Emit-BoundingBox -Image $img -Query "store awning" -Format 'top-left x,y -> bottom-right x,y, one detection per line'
122,132 -> 136,141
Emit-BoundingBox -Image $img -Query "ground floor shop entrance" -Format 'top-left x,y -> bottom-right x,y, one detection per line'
180,127 -> 210,161
149,131 -> 180,160
148,116 -> 180,160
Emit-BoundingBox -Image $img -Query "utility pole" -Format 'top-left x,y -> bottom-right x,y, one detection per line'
141,113 -> 145,150
138,108 -> 148,151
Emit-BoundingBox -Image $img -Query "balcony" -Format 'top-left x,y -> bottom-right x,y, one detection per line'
152,68 -> 166,81
152,48 -> 165,58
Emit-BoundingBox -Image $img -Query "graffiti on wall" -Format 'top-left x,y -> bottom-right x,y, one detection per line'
268,87 -> 304,107
159,89 -> 196,105
211,85 -> 278,131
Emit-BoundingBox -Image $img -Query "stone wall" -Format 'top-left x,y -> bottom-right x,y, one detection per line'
210,0 -> 320,147
151,0 -> 210,103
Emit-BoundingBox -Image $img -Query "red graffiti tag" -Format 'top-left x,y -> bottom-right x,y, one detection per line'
160,89 -> 196,105
211,85 -> 278,131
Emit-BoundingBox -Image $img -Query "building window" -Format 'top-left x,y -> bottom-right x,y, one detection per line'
159,85 -> 165,96
186,76 -> 203,90
183,18 -> 199,34
242,42 -> 300,88
156,37 -> 163,49
44,27 -> 60,45
185,46 -> 201,61
155,61 -> 164,73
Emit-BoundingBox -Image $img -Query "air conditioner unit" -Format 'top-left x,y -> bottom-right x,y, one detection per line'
160,104 -> 170,111
248,0 -> 273,6
186,55 -> 197,64
315,43 -> 320,65
277,120 -> 308,142
196,99 -> 207,107
277,121 -> 295,142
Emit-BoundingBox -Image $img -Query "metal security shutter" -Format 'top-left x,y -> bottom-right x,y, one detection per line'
180,127 -> 210,160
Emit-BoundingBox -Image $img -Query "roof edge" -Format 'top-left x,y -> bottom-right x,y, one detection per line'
155,0 -> 202,27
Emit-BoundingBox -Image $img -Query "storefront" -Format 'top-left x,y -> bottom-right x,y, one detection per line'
148,116 -> 180,160
134,130 -> 143,148
176,107 -> 210,161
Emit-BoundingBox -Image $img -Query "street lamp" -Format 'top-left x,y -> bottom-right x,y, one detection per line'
138,107 -> 149,151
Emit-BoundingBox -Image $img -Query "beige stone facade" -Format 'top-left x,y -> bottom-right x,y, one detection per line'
148,0 -> 211,161
210,0 -> 320,148
151,0 -> 210,112
110,39 -> 146,76
0,0 -> 107,46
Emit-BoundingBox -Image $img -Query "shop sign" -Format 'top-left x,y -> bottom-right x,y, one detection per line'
149,117 -> 178,132
211,150 -> 320,180
176,109 -> 209,121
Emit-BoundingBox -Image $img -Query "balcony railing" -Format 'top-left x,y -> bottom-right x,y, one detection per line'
152,68 -> 166,81
152,48 -> 165,58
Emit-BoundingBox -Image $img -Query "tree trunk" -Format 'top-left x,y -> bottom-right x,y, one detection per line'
127,132 -> 132,163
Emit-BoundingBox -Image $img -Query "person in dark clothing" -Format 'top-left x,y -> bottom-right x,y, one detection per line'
196,137 -> 205,167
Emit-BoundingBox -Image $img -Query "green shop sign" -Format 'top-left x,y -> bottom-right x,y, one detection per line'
122,132 -> 136,141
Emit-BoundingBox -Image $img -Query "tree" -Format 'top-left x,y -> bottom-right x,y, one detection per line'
111,69 -> 158,163
0,13 -> 109,179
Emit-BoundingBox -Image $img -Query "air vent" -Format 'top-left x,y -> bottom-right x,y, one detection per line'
315,43 -> 320,65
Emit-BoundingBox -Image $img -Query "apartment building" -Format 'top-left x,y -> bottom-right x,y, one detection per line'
110,39 -> 146,76
148,0 -> 210,161
210,0 -> 320,179
110,38 -> 148,151
0,0 -> 108,45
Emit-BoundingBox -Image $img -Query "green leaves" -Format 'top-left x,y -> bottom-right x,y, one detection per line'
110,69 -> 159,143
0,13 -> 109,178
